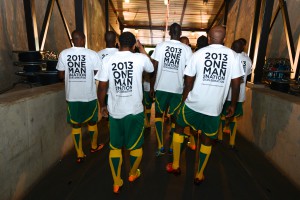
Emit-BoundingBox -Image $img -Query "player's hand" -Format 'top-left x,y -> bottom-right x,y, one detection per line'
225,105 -> 235,118
101,106 -> 109,118
136,40 -> 142,49
149,88 -> 155,99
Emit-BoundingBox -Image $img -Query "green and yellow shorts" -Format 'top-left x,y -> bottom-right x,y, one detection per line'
176,104 -> 220,139
67,99 -> 98,124
109,112 -> 144,150
221,101 -> 243,120
143,91 -> 152,107
155,90 -> 182,115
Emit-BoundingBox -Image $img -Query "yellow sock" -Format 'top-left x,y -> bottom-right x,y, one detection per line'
196,144 -> 212,180
129,148 -> 143,176
145,109 -> 151,127
109,149 -> 123,186
170,123 -> 175,149
155,117 -> 164,149
229,118 -> 238,146
217,120 -> 225,141
88,124 -> 98,149
172,132 -> 184,169
71,127 -> 84,157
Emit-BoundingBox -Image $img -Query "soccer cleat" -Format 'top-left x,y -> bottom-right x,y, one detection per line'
113,185 -> 121,194
166,163 -> 181,175
113,180 -> 123,194
194,176 -> 205,185
128,169 -> 141,182
155,147 -> 166,157
187,142 -> 196,150
76,155 -> 86,164
90,144 -> 104,153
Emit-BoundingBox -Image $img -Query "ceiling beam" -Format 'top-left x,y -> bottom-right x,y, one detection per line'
207,0 -> 225,30
180,0 -> 188,26
124,25 -> 208,32
109,0 -> 124,31
39,0 -> 55,51
146,0 -> 153,44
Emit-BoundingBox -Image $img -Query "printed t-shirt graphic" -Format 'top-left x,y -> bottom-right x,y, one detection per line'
227,53 -> 252,102
184,44 -> 244,116
97,48 -> 118,60
95,51 -> 154,119
56,47 -> 102,102
151,40 -> 193,94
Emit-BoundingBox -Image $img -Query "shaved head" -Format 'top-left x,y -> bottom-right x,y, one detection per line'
208,25 -> 226,44
180,36 -> 189,45
169,23 -> 182,40
231,40 -> 243,53
105,31 -> 116,47
72,30 -> 85,47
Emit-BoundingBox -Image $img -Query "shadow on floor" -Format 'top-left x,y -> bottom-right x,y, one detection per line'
23,119 -> 300,200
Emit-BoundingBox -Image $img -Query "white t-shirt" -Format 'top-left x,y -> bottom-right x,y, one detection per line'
227,53 -> 252,102
97,47 -> 118,60
151,40 -> 193,94
95,51 -> 154,119
56,47 -> 102,102
184,44 -> 244,116
97,48 -> 119,94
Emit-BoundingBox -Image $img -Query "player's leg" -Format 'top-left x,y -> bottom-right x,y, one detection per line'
108,116 -> 124,193
125,112 -> 145,182
195,114 -> 220,185
168,93 -> 183,154
154,91 -> 168,156
67,101 -> 85,162
167,104 -> 196,175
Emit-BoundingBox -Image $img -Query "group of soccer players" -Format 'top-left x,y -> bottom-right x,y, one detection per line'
56,22 -> 252,193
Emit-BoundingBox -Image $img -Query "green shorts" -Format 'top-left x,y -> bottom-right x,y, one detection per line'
155,90 -> 182,115
67,99 -> 98,124
221,101 -> 243,118
176,104 -> 220,139
143,91 -> 152,107
109,112 -> 144,150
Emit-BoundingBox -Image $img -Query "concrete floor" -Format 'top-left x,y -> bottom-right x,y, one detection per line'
23,119 -> 300,200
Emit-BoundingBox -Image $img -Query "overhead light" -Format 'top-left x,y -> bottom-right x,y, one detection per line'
135,29 -> 139,34
164,0 -> 169,5
191,31 -> 195,36
125,0 -> 130,3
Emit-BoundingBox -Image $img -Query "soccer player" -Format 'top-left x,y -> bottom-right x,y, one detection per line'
97,31 -> 118,122
56,30 -> 104,163
150,23 -> 193,156
166,26 -> 244,185
97,31 -> 118,60
217,40 -> 252,149
195,35 -> 209,52
143,50 -> 154,128
96,32 -> 154,194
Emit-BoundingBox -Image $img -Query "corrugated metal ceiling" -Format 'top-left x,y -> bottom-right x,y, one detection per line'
109,0 -> 226,47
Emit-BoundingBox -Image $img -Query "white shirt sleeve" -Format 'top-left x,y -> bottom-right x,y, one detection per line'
93,52 -> 102,71
184,53 -> 197,77
94,61 -> 108,82
231,54 -> 245,79
56,51 -> 65,71
185,47 -> 193,63
142,54 -> 154,73
151,43 -> 161,62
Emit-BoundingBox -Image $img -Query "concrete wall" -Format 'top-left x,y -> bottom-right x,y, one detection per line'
0,0 -> 106,92
226,0 -> 300,58
238,85 -> 300,188
0,83 -> 73,200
